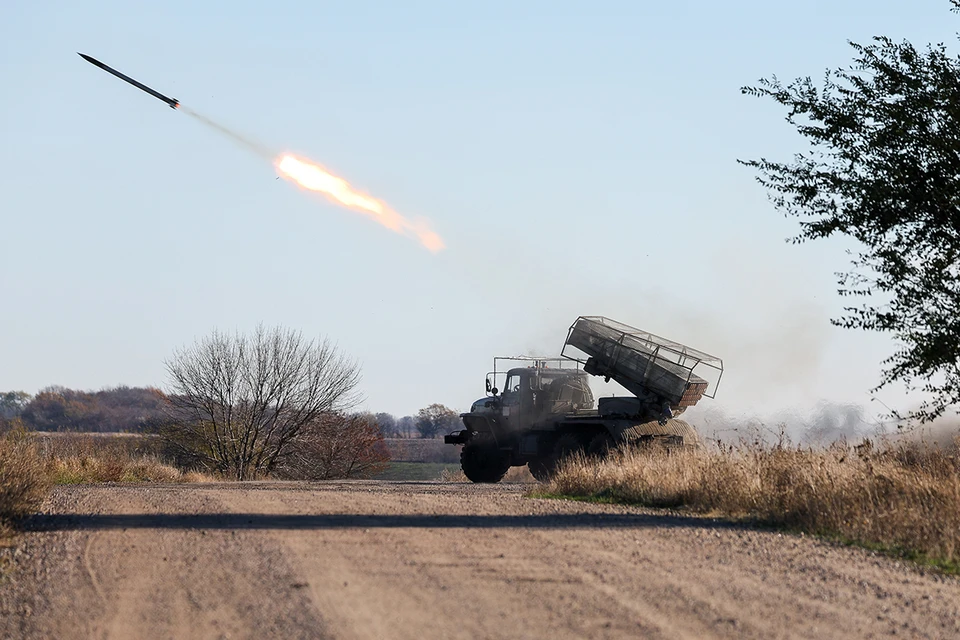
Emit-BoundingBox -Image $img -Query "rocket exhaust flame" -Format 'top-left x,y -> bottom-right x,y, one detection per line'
79,53 -> 443,252
183,109 -> 444,252
275,154 -> 445,253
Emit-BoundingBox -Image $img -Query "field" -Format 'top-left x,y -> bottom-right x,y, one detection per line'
378,437 -> 459,481
373,462 -> 461,480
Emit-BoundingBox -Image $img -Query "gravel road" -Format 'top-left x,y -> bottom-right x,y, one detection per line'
1,481 -> 958,639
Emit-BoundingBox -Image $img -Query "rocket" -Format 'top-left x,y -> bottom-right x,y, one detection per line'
78,53 -> 179,109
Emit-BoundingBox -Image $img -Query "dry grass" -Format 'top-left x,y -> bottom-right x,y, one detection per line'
0,429 -> 52,532
35,433 -> 213,484
542,438 -> 960,571
49,454 -> 211,484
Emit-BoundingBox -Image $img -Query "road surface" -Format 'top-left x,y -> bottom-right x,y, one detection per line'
1,481 -> 958,639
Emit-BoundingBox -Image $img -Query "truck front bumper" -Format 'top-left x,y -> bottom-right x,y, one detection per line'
443,430 -> 471,445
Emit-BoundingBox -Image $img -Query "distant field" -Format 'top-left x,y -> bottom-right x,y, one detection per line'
372,462 -> 460,481
382,438 -> 459,463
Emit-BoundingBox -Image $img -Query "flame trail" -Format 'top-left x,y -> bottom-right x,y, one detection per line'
183,108 -> 444,253
275,154 -> 444,253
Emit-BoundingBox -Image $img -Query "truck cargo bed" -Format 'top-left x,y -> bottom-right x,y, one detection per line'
563,316 -> 722,409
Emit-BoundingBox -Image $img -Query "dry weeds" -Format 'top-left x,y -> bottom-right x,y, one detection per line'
0,428 -> 52,530
543,438 -> 960,571
36,433 -> 213,484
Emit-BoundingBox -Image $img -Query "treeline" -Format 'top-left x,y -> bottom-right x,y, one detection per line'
373,404 -> 461,439
2,387 -> 165,432
1,388 -> 462,439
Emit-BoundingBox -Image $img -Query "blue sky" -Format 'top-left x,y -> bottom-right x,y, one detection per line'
2,0 -> 957,420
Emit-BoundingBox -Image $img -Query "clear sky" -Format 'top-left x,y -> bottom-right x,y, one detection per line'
2,0 -> 957,422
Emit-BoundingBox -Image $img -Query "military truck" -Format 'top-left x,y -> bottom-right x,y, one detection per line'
444,316 -> 723,482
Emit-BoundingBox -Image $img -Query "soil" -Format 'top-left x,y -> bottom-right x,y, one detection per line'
1,481 -> 959,639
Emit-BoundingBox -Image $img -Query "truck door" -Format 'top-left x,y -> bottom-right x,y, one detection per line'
500,372 -> 525,433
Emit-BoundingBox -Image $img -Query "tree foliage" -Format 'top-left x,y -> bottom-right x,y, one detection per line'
0,391 -> 31,419
163,326 -> 361,479
17,387 -> 164,432
415,403 -> 459,439
741,8 -> 960,422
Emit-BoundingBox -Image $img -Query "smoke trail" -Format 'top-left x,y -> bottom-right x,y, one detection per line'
180,106 -> 274,160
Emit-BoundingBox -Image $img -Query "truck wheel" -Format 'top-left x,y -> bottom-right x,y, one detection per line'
587,433 -> 617,458
460,441 -> 510,483
552,433 -> 585,469
528,434 -> 585,482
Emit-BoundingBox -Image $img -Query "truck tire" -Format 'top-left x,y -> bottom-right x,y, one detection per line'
526,433 -> 583,482
550,433 -> 586,472
587,432 -> 617,458
461,441 -> 510,483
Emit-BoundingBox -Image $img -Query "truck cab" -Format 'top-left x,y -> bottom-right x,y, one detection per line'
459,364 -> 594,440
445,361 -> 597,482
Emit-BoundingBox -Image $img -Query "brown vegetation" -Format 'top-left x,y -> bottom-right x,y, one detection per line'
0,426 -> 52,536
35,433 -> 211,484
18,386 -> 166,432
278,413 -> 390,480
543,438 -> 960,570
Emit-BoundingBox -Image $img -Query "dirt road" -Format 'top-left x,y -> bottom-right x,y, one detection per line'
1,481 -> 958,639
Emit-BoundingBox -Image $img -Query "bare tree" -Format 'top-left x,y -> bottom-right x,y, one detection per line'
164,326 -> 361,479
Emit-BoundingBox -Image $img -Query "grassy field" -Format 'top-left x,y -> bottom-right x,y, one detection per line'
539,438 -> 960,573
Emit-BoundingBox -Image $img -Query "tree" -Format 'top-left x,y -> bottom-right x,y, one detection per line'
0,392 -> 31,419
279,412 -> 390,479
415,403 -> 459,439
397,415 -> 417,438
18,386 -> 166,432
374,412 -> 398,437
741,3 -> 960,423
163,326 -> 362,479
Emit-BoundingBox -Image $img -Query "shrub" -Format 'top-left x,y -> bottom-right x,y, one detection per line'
0,425 -> 52,528
278,413 -> 390,480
